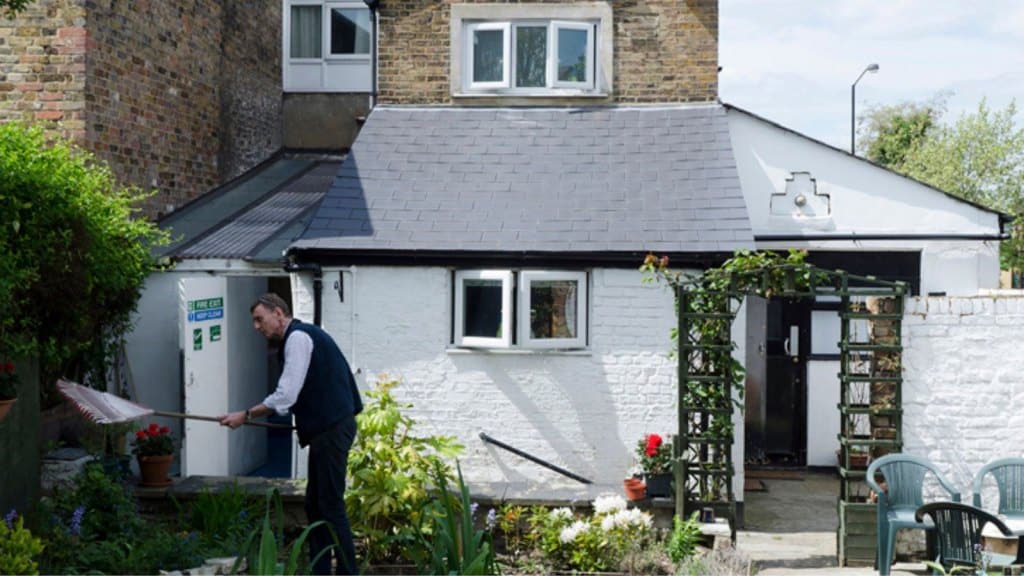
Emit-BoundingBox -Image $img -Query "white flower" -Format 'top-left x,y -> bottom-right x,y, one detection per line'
601,515 -> 616,532
612,508 -> 653,529
592,494 -> 627,515
558,520 -> 590,543
550,507 -> 574,521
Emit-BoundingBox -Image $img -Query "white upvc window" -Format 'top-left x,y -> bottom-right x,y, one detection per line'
454,270 -> 513,349
466,22 -> 511,90
283,0 -> 372,92
519,271 -> 587,349
458,18 -> 602,95
454,270 -> 588,350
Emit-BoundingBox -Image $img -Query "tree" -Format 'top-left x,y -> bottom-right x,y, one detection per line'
859,97 -> 1024,279
858,95 -> 947,169
0,123 -> 168,401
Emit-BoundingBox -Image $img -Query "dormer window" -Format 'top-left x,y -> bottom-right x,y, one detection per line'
451,3 -> 612,98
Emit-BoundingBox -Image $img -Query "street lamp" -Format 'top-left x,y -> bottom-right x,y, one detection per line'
851,63 -> 879,154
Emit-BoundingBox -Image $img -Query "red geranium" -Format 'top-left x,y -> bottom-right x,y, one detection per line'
131,422 -> 175,456
636,433 -> 673,475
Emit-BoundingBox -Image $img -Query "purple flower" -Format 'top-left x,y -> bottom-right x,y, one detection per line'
486,508 -> 497,530
470,502 -> 479,518
3,509 -> 15,530
68,505 -> 85,536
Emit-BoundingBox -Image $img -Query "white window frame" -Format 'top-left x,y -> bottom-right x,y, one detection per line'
465,22 -> 511,90
454,270 -> 513,349
283,0 -> 372,93
519,270 -> 588,349
550,21 -> 594,90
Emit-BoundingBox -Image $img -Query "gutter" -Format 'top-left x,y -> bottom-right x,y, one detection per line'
755,233 -> 1009,242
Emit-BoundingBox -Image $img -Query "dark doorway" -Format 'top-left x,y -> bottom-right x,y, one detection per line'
747,297 -> 811,467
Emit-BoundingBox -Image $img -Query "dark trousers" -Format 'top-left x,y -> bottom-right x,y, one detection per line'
306,416 -> 358,575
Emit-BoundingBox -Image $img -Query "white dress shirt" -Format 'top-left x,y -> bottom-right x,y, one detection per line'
262,329 -> 313,415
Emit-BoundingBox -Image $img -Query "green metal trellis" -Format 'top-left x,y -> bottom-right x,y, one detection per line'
672,264 -> 904,564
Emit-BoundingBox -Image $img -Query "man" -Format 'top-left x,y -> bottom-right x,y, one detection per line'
219,292 -> 362,575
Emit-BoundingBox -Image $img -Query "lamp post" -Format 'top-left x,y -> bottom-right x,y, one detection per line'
851,63 -> 879,154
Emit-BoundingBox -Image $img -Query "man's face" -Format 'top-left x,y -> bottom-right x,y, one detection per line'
252,304 -> 288,341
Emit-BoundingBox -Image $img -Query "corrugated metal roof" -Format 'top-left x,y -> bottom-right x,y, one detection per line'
291,104 -> 754,255
163,159 -> 340,262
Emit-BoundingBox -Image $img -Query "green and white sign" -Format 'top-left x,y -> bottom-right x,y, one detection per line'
193,328 -> 203,351
188,297 -> 224,322
210,325 -> 221,342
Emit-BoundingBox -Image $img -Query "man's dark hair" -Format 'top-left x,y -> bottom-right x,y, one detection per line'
251,292 -> 292,316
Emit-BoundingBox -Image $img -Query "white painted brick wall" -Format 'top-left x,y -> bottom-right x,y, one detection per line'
903,294 -> 1024,506
312,266 -> 682,489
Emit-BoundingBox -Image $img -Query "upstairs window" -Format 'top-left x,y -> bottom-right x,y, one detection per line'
451,4 -> 612,98
464,20 -> 596,93
284,1 -> 372,92
453,270 -> 588,350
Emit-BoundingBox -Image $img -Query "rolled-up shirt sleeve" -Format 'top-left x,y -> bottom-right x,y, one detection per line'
262,331 -> 313,415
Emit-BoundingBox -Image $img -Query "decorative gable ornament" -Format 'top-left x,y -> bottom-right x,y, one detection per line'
770,172 -> 833,228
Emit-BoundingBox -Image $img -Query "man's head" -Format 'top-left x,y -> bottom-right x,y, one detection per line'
250,293 -> 292,341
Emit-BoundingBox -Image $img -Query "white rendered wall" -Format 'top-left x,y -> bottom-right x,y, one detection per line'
903,294 -> 1024,505
727,108 -> 1001,296
310,266 -> 684,490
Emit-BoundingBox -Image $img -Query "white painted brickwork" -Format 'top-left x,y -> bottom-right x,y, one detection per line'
313,266 -> 682,489
903,294 -> 1024,505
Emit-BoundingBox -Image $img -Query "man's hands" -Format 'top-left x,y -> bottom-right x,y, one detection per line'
219,410 -> 248,429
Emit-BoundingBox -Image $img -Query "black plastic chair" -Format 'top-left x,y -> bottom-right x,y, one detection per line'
915,501 -> 1016,571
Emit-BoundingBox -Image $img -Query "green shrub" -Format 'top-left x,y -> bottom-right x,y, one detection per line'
233,489 -> 327,576
0,122 -> 168,400
667,512 -> 702,563
412,461 -> 498,575
178,482 -> 260,556
346,376 -> 463,565
0,512 -> 45,575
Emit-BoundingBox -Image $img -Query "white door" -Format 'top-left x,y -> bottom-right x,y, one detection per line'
180,276 -> 230,476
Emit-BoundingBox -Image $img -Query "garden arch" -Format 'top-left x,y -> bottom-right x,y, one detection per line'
644,252 -> 905,564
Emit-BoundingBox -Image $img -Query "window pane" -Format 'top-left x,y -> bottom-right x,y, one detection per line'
515,26 -> 547,88
330,8 -> 370,55
473,29 -> 504,83
463,280 -> 504,338
530,280 -> 578,339
557,28 -> 587,82
290,6 -> 322,59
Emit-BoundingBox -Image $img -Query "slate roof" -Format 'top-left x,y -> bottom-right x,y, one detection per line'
159,158 -> 340,262
291,104 -> 753,256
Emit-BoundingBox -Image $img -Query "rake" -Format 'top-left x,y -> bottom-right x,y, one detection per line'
57,378 -> 292,430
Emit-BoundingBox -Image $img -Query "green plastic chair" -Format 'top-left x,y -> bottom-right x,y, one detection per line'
915,501 -> 1015,571
972,457 -> 1024,519
866,454 -> 961,576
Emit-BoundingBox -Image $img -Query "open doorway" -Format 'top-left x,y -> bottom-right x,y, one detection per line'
247,276 -> 294,478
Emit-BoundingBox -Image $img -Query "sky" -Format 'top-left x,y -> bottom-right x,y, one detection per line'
719,0 -> 1024,151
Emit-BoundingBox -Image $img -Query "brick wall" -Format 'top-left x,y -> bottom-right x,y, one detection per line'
378,0 -> 718,105
3,0 -> 281,219
0,0 -> 88,140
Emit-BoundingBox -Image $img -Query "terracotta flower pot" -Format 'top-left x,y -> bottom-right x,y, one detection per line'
623,477 -> 646,501
137,453 -> 174,487
0,398 -> 15,422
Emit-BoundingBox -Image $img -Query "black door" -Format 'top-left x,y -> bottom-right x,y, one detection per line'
764,298 -> 810,465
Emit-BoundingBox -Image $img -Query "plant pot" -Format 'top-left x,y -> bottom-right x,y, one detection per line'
0,398 -> 15,422
623,478 -> 646,501
137,453 -> 174,487
644,472 -> 673,498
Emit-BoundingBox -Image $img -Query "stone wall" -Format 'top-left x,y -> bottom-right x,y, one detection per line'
3,0 -> 281,219
378,0 -> 718,105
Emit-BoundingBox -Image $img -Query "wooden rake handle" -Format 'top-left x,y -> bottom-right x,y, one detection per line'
153,410 -> 294,430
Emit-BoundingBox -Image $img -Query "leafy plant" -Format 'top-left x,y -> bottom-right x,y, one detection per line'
131,422 -> 175,456
233,489 -> 330,576
666,511 -> 702,563
346,376 -> 463,565
0,122 -> 169,404
177,482 -> 260,556
413,460 -> 498,575
0,511 -> 44,575
637,433 -> 673,475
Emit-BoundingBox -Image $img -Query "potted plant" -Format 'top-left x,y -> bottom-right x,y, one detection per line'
132,422 -> 175,487
636,433 -> 674,498
0,360 -> 17,422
